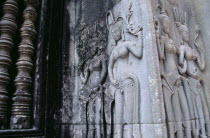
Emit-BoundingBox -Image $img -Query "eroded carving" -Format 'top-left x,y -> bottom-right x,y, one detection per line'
79,38 -> 108,138
10,0 -> 38,129
78,20 -> 113,138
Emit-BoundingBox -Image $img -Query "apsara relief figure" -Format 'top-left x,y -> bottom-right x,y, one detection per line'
173,7 -> 210,138
155,3 -> 191,138
79,37 -> 108,138
106,10 -> 143,138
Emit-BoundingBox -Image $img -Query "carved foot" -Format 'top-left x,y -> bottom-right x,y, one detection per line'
175,122 -> 184,138
10,116 -> 31,129
167,122 -> 175,138
206,123 -> 210,137
183,121 -> 191,138
114,125 -> 123,138
200,135 -> 207,138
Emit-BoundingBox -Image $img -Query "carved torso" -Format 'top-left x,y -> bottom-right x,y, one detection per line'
86,55 -> 104,87
180,44 -> 199,78
162,36 -> 179,74
112,41 -> 136,79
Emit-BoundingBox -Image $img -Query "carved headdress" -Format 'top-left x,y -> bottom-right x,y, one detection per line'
173,7 -> 189,43
156,0 -> 170,24
173,7 -> 188,31
106,11 -> 126,42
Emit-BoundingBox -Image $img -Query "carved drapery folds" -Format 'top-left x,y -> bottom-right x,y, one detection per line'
155,0 -> 210,137
0,0 -> 19,129
10,0 -> 38,129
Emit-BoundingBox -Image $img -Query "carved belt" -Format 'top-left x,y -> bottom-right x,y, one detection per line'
116,78 -> 134,93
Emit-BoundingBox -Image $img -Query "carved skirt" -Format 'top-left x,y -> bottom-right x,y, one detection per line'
114,74 -> 140,124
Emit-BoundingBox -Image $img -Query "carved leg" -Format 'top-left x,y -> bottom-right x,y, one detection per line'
87,100 -> 95,138
123,124 -> 133,138
196,95 -> 207,138
88,125 -> 95,138
133,124 -> 141,138
104,97 -> 113,138
167,122 -> 175,138
199,86 -> 210,136
114,125 -> 123,138
182,79 -> 197,137
114,90 -> 123,138
195,117 -> 200,137
178,85 -> 191,138
123,85 -> 135,138
172,91 -> 183,138
95,97 -> 102,138
191,120 -> 198,138
106,124 -> 112,138
162,85 -> 175,138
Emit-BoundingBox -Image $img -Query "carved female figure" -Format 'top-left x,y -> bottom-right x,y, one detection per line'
107,15 -> 143,138
80,38 -> 108,138
173,8 -> 210,138
155,5 -> 191,138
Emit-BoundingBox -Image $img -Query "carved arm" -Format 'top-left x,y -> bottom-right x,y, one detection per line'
178,45 -> 185,67
100,56 -> 108,84
178,60 -> 187,75
80,67 -> 90,84
195,50 -> 205,71
154,21 -> 165,60
194,27 -> 206,71
126,31 -> 144,59
108,54 -> 118,85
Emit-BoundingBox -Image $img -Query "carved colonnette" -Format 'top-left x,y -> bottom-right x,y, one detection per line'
10,0 -> 39,129
0,0 -> 19,129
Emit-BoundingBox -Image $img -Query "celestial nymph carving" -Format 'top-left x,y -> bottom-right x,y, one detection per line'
154,2 -> 191,137
106,7 -> 143,137
173,6 -> 210,138
78,20 -> 112,138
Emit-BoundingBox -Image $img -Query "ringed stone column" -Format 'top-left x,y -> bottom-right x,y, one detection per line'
0,0 -> 18,129
10,0 -> 38,129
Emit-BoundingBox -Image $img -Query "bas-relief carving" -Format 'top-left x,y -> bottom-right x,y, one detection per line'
173,7 -> 210,137
154,3 -> 191,137
106,9 -> 143,137
77,1 -> 143,137
154,1 -> 210,137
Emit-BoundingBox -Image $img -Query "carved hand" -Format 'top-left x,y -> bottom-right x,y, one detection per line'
110,79 -> 119,87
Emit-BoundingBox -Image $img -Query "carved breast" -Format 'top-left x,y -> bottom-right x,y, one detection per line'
89,58 -> 101,72
114,44 -> 129,59
184,46 -> 196,61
